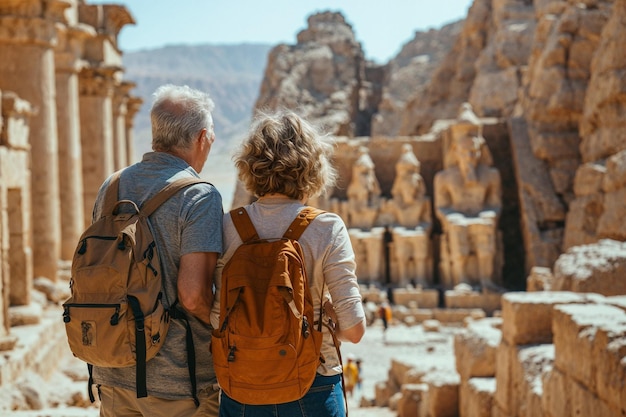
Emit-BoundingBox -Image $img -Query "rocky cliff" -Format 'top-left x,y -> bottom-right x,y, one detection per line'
246,0 -> 626,284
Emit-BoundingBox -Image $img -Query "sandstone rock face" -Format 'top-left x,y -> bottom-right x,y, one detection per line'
469,0 -> 535,118
521,1 -> 612,205
372,21 -> 462,136
254,11 -> 369,137
399,0 -> 492,135
564,0 -> 626,248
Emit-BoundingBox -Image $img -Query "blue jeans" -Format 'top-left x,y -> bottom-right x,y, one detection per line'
219,374 -> 345,417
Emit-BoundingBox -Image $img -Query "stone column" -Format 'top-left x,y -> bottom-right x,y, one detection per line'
77,3 -> 134,224
125,96 -> 142,165
112,82 -> 133,170
55,23 -> 95,260
0,2 -> 62,281
79,66 -> 117,226
0,150 -> 12,350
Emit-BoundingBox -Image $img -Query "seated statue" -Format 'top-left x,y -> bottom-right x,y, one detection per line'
383,144 -> 433,287
434,103 -> 502,289
346,146 -> 381,229
389,143 -> 431,229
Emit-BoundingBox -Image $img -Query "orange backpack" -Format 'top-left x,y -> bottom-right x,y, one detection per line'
211,207 -> 324,405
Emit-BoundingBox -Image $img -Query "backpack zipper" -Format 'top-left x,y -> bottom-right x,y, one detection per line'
63,303 -> 121,325
77,236 -> 118,254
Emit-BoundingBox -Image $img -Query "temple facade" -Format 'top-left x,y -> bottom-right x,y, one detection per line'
0,0 -> 140,350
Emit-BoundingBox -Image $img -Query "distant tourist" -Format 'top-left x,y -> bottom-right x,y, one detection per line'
380,302 -> 392,340
343,354 -> 360,398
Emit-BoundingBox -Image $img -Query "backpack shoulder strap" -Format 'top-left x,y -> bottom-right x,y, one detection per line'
283,207 -> 325,240
141,177 -> 210,217
229,207 -> 259,243
102,170 -> 123,216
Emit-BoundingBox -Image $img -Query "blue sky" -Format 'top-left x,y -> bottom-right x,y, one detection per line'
90,0 -> 473,63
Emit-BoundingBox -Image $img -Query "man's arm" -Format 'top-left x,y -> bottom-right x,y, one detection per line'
177,251 -> 218,325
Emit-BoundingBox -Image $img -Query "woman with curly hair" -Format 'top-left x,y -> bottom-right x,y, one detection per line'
211,109 -> 366,417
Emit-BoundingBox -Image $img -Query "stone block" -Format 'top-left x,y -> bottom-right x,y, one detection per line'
594,325 -> 626,413
553,303 -> 626,393
434,308 -> 486,324
454,317 -> 502,380
397,383 -> 427,417
375,380 -> 392,407
541,367 -> 571,417
570,375 -> 619,417
404,308 -> 434,324
501,291 -> 587,345
514,344 -> 554,417
459,378 -> 495,417
554,239 -> 626,296
423,371 -> 460,417
526,266 -> 554,292
494,340 -> 517,414
393,288 -> 439,308
444,290 -> 502,316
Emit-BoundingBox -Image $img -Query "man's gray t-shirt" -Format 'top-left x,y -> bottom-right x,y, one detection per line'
92,152 -> 223,400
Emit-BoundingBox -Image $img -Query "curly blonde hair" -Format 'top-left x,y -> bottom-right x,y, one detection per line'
234,110 -> 337,200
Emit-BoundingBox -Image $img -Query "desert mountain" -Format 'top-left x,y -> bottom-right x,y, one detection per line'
122,43 -> 273,159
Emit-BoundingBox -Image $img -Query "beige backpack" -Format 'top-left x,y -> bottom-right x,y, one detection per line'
63,171 -> 206,400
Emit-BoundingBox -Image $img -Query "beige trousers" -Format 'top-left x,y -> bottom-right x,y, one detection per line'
98,385 -> 219,417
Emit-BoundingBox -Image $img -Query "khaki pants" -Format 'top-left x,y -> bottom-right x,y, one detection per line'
99,385 -> 219,417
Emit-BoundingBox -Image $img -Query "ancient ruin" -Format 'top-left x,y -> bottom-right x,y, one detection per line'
0,0 -> 139,397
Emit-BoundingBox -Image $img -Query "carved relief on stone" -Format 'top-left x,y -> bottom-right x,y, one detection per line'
434,103 -> 503,291
78,67 -> 118,97
0,0 -> 43,18
0,16 -> 56,46
55,24 -> 96,73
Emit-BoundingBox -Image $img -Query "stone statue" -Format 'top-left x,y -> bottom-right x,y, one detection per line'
434,103 -> 502,289
389,144 -> 431,228
385,144 -> 433,287
349,227 -> 384,282
346,146 -> 381,229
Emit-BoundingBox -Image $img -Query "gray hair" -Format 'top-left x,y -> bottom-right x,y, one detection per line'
150,84 -> 215,152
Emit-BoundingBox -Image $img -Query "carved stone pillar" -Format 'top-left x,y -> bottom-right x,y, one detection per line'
125,96 -> 142,165
77,3 -> 134,224
0,2 -> 62,281
55,22 -> 95,259
112,82 -> 134,170
79,66 -> 117,227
